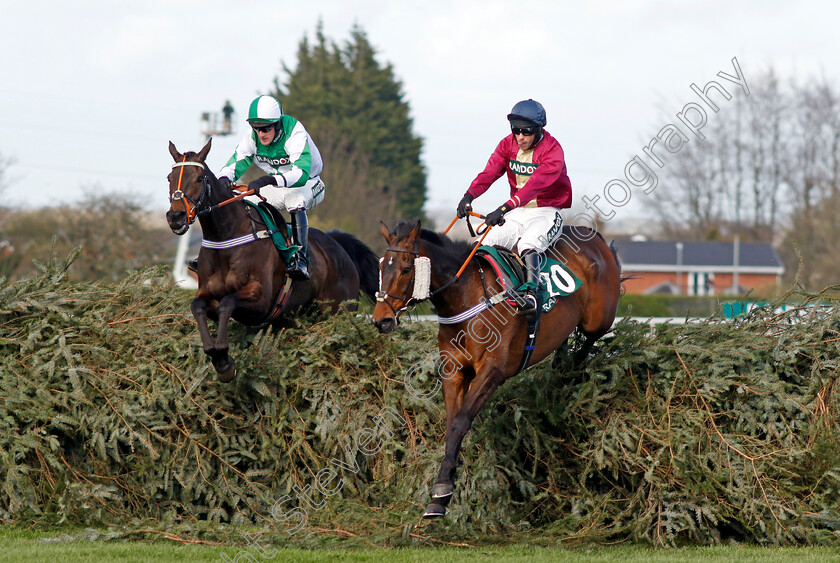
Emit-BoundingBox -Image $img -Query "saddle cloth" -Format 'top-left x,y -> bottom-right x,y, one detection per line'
243,201 -> 299,263
476,246 -> 582,313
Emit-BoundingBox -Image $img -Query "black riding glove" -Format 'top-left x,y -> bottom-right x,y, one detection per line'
248,175 -> 278,195
484,204 -> 510,226
218,176 -> 231,190
456,193 -> 474,218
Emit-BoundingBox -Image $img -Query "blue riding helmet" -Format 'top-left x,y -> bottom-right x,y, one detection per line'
507,99 -> 547,127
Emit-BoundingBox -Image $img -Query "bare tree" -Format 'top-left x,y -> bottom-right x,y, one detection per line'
650,70 -> 787,242
781,78 -> 840,288
0,151 -> 16,216
648,67 -> 840,290
2,188 -> 173,282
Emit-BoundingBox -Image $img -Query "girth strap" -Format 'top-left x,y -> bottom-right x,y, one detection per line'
513,307 -> 541,376
263,277 -> 294,324
201,230 -> 273,249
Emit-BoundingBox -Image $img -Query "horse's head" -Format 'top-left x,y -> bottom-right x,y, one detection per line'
372,219 -> 428,334
166,139 -> 212,235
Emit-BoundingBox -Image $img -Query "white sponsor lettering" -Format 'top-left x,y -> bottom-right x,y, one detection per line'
509,161 -> 538,175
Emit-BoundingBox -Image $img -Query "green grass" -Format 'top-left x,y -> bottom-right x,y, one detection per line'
1,529 -> 839,563
0,528 -> 227,562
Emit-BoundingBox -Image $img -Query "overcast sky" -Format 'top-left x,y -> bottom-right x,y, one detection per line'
2,0 -> 837,231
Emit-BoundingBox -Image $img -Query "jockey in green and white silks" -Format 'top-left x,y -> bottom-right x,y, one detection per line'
218,95 -> 325,280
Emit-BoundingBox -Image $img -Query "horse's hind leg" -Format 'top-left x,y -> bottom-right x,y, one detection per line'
551,337 -> 572,370
551,331 -> 600,373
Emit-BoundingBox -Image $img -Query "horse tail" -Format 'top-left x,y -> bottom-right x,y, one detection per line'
327,231 -> 380,299
608,239 -> 635,295
608,239 -> 622,274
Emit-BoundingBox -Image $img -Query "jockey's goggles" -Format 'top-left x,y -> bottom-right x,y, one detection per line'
511,126 -> 537,136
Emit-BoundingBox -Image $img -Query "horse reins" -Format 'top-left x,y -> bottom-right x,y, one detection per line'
170,161 -> 291,256
376,213 -> 494,322
384,212 -> 539,375
170,157 -> 297,323
170,158 -> 259,225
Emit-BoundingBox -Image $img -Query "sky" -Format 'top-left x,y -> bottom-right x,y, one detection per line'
2,0 -> 838,233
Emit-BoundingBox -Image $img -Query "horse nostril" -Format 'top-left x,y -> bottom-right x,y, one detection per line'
373,317 -> 396,334
166,210 -> 185,222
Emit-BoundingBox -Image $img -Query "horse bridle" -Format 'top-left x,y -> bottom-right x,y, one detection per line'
375,245 -> 421,321
376,229 -> 498,324
170,159 -> 211,225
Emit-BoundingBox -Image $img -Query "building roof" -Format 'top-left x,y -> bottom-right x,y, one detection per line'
613,240 -> 784,273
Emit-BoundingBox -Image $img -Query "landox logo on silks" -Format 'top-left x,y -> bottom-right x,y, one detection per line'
509,160 -> 539,175
256,154 -> 291,167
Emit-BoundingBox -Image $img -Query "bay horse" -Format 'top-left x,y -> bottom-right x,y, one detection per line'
166,140 -> 379,382
372,219 -> 621,517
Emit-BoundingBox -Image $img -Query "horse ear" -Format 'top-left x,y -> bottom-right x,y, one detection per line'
408,219 -> 422,240
168,141 -> 181,162
197,138 -> 212,162
379,221 -> 392,243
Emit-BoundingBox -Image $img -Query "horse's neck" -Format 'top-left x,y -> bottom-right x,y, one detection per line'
423,242 -> 481,316
197,181 -> 250,240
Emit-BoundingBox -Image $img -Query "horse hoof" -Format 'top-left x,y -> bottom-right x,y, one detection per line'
430,483 -> 453,500
216,358 -> 237,383
422,503 -> 447,518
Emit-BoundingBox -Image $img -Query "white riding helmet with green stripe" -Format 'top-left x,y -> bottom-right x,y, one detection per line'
247,95 -> 283,126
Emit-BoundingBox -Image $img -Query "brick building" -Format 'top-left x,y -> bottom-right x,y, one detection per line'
613,239 -> 784,295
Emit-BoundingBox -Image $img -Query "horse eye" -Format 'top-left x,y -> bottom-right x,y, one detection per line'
401,266 -> 411,275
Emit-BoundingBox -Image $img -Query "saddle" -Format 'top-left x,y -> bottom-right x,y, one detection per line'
475,245 -> 582,313
475,245 -> 541,376
475,246 -> 530,303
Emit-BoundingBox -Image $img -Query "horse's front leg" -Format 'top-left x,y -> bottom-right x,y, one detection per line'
424,364 -> 506,518
207,293 -> 240,382
191,292 -> 239,382
425,367 -> 469,512
190,293 -> 218,358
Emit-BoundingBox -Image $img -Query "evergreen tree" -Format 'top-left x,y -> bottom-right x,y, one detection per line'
273,23 -> 426,248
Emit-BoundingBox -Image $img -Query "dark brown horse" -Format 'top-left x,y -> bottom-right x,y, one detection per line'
372,219 -> 621,517
166,140 -> 379,382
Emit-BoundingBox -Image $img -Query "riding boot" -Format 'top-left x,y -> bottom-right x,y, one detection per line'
516,250 -> 540,314
287,210 -> 310,281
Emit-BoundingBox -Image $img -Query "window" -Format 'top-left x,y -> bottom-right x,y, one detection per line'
688,272 -> 715,296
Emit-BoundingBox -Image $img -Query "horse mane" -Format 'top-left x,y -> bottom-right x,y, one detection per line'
391,221 -> 474,260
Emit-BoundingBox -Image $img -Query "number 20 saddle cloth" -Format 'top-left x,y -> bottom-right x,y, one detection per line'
476,245 -> 582,313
